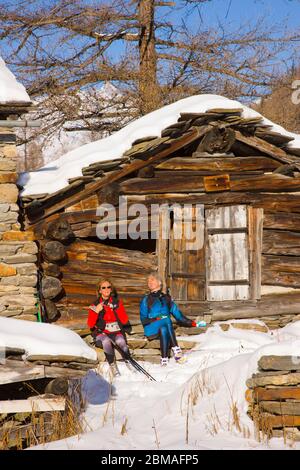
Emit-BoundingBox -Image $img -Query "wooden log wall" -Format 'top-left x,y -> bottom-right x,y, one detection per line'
37,193 -> 300,329
57,240 -> 157,328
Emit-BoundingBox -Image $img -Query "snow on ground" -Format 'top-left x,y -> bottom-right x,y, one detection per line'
0,58 -> 31,103
19,94 -> 300,196
0,317 -> 97,362
32,321 -> 300,450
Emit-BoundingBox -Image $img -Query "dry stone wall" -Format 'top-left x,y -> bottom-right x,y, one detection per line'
0,127 -> 37,320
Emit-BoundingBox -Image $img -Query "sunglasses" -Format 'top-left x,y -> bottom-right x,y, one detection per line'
101,285 -> 112,290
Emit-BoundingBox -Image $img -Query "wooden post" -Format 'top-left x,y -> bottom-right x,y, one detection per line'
248,207 -> 264,299
157,207 -> 169,292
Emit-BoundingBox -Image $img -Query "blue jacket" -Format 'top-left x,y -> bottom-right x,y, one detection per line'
140,292 -> 193,337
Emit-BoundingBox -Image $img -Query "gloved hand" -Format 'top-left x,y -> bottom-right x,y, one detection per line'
122,322 -> 132,334
192,320 -> 207,328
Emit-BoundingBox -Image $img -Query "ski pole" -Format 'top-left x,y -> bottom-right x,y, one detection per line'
110,338 -> 156,382
124,354 -> 156,382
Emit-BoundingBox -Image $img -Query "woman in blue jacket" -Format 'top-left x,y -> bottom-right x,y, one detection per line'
140,273 -> 205,366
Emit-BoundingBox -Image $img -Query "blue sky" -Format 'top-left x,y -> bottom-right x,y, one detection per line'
174,0 -> 300,30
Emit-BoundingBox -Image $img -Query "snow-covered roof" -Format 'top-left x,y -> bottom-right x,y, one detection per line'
19,94 -> 300,196
0,57 -> 31,104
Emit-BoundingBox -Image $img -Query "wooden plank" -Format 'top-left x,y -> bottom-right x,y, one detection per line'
169,208 -> 187,300
262,255 -> 300,274
154,170 -> 265,178
0,363 -> 45,385
203,174 -> 230,192
212,293 -> 300,320
207,227 -> 248,235
126,192 -> 300,213
259,401 -> 300,416
235,130 -> 299,166
157,207 -> 169,292
0,396 -> 65,413
206,205 -> 250,301
156,156 -> 280,172
252,387 -> 300,402
207,232 -> 249,301
248,207 -> 263,299
208,279 -> 248,286
206,205 -> 247,229
263,230 -> 300,256
262,271 -> 300,288
121,174 -> 205,194
168,206 -> 205,301
258,413 -> 300,429
61,261 -> 153,277
65,194 -> 99,212
263,212 -> 300,232
230,174 -> 300,192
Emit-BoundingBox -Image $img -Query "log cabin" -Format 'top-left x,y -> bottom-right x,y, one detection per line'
19,96 -> 300,331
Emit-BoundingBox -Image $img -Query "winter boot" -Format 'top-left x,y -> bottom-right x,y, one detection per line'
160,357 -> 169,367
171,346 -> 184,362
110,362 -> 120,377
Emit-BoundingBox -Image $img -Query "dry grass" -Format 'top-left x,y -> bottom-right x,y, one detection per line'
0,379 -> 88,450
120,417 -> 128,435
152,418 -> 160,449
180,369 -> 217,415
205,405 -> 223,436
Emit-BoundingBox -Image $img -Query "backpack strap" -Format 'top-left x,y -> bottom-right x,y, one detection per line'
147,292 -> 172,311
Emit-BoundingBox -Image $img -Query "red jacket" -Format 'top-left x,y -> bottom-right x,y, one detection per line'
87,297 -> 129,334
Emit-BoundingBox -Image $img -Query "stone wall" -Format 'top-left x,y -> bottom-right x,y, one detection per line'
0,126 -> 38,321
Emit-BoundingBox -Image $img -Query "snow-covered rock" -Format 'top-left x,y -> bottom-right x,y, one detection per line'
0,316 -> 96,362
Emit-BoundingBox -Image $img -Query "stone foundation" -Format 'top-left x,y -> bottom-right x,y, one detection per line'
0,127 -> 37,320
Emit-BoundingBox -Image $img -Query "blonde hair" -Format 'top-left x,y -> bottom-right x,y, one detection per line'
96,278 -> 117,298
148,273 -> 162,286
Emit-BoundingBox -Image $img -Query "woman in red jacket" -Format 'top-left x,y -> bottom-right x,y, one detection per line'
87,278 -> 132,376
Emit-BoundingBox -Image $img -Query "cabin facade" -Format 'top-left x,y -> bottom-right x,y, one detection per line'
20,104 -> 300,331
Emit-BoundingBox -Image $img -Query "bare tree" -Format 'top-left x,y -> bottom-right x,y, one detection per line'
0,0 -> 299,165
254,65 -> 300,133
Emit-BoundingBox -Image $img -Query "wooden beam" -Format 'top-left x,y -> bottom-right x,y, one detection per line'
230,174 -> 300,192
211,293 -> 300,321
157,207 -> 169,291
235,130 -> 300,166
156,156 -> 280,172
0,361 -> 45,385
248,207 -> 263,299
0,395 -> 65,413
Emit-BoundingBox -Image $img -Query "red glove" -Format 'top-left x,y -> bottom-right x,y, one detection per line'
193,320 -> 207,328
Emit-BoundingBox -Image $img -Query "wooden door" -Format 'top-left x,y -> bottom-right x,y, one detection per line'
206,205 -> 263,301
168,206 -> 205,301
157,204 -> 263,302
